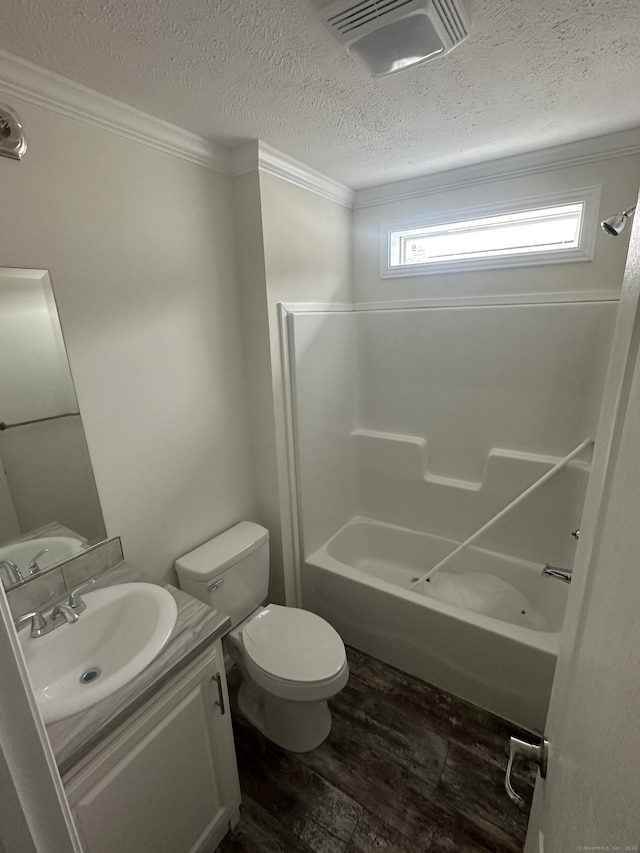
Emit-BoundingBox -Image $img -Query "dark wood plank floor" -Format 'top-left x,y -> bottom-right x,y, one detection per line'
218,646 -> 535,853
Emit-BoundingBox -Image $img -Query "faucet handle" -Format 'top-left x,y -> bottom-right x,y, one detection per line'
68,577 -> 96,612
51,603 -> 80,625
28,548 -> 49,575
14,609 -> 46,635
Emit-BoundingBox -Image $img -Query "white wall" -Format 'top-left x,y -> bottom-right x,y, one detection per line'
289,311 -> 358,556
0,97 -> 257,581
353,154 -> 640,304
354,302 -> 616,567
358,304 -> 615,480
291,302 -> 616,568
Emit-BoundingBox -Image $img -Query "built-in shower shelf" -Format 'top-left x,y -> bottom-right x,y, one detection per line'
350,429 -> 591,566
351,429 -> 591,492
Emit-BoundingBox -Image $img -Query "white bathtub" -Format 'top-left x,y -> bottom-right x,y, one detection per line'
304,517 -> 569,732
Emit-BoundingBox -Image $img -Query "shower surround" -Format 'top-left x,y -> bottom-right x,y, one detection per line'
288,301 -> 616,731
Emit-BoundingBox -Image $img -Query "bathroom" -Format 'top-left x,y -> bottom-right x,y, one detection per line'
1,2 -> 640,851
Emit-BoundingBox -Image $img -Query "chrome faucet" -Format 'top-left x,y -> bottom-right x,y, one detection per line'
28,548 -> 49,575
0,559 -> 23,585
13,579 -> 96,638
15,601 -> 81,638
542,564 -> 572,583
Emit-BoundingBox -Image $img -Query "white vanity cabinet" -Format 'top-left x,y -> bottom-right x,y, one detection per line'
63,641 -> 240,853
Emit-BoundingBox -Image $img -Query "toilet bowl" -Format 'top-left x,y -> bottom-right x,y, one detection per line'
227,604 -> 349,752
175,521 -> 349,752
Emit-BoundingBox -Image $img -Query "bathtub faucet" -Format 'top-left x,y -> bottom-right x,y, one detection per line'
542,564 -> 572,583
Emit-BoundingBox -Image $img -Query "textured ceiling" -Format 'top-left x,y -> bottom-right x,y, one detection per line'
0,0 -> 639,188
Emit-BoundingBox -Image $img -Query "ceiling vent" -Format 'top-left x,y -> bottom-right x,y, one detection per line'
321,0 -> 469,77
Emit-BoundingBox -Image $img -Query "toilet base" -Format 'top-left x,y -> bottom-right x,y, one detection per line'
237,680 -> 332,753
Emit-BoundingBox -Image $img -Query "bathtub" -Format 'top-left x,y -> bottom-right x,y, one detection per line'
303,517 -> 569,733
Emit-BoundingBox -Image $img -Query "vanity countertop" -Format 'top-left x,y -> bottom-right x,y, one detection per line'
46,561 -> 229,776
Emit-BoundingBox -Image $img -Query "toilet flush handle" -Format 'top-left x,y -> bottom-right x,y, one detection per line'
207,577 -> 224,592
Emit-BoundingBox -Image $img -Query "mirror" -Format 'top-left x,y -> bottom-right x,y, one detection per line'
0,268 -> 107,590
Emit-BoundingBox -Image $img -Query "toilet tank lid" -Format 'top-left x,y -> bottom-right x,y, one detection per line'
175,521 -> 269,581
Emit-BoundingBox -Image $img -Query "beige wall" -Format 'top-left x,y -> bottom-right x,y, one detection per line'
259,173 -> 353,308
254,173 -> 352,602
232,171 -> 282,598
353,154 -> 640,304
0,97 -> 257,581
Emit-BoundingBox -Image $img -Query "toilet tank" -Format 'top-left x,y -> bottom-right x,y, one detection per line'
175,521 -> 269,628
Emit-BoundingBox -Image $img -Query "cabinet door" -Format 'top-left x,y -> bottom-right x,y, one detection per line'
65,645 -> 240,853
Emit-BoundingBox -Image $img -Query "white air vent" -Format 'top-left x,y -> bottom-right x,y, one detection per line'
322,0 -> 469,76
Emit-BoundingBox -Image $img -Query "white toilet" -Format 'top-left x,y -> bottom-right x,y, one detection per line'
175,521 -> 349,752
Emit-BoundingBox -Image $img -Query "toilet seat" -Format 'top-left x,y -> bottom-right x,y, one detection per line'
242,604 -> 346,683
228,604 -> 349,702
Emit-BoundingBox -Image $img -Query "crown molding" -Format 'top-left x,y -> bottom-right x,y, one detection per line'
257,142 -> 355,208
0,49 -> 354,205
354,127 -> 640,209
2,48 -> 638,209
231,140 -> 355,208
0,50 -> 231,173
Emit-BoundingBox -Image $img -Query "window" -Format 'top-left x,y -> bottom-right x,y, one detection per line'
382,187 -> 600,277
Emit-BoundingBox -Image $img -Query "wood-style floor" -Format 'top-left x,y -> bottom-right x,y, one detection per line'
218,646 -> 535,853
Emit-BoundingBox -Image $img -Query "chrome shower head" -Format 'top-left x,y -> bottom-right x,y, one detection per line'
601,204 -> 636,236
0,103 -> 27,160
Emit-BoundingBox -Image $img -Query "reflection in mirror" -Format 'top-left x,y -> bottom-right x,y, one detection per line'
0,269 -> 107,590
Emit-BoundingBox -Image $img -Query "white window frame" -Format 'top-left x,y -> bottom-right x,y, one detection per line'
380,186 -> 602,278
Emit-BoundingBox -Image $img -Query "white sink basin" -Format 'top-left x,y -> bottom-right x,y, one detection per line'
19,583 -> 178,724
0,536 -> 85,582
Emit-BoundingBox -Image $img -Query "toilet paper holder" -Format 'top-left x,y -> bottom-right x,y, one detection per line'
505,735 -> 548,807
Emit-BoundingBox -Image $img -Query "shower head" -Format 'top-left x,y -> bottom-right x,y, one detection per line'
0,103 -> 27,160
601,204 -> 636,236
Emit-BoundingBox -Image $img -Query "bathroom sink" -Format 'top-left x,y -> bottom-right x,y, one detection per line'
19,583 -> 178,724
0,536 -> 85,581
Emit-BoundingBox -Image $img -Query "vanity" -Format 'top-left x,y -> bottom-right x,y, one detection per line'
62,642 -> 237,853
9,548 -> 241,853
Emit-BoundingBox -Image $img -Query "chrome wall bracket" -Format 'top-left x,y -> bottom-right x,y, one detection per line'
0,103 -> 27,160
505,735 -> 548,807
